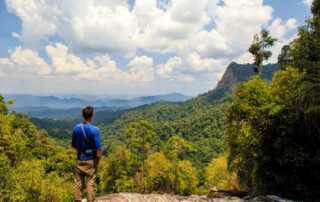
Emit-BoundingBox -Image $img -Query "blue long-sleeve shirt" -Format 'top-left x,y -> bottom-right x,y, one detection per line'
72,123 -> 101,161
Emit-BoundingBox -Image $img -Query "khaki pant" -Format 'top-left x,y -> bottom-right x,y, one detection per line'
74,160 -> 96,202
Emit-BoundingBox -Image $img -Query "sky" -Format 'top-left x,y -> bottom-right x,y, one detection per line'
0,0 -> 312,97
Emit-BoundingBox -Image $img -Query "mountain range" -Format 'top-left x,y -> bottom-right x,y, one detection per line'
5,93 -> 190,118
9,62 -> 279,119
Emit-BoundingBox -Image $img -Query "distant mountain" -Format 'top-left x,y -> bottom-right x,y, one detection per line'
5,93 -> 190,118
5,95 -> 90,109
33,62 -> 280,151
130,93 -> 190,106
203,62 -> 280,102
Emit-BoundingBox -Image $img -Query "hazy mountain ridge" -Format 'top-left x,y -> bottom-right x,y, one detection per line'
14,62 -> 279,120
5,93 -> 190,118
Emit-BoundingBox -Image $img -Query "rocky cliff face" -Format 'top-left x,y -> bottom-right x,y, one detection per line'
204,62 -> 279,102
216,62 -> 279,90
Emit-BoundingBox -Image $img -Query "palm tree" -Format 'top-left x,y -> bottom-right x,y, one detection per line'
248,29 -> 277,75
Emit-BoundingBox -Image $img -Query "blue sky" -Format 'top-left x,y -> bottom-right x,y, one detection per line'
0,0 -> 312,96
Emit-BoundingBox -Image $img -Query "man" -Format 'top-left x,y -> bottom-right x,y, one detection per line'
72,106 -> 102,202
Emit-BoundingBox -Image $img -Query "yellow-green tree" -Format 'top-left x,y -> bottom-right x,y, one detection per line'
100,145 -> 136,193
123,120 -> 158,192
205,154 -> 239,190
144,152 -> 174,192
0,95 -> 8,114
165,135 -> 196,193
0,94 -> 74,201
9,160 -> 72,202
175,160 -> 198,195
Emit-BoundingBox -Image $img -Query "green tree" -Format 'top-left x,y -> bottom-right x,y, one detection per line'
165,135 -> 195,192
165,135 -> 194,161
124,120 -> 158,161
175,160 -> 198,195
249,29 -> 277,74
278,45 -> 294,70
205,154 -> 239,191
9,160 -> 72,202
0,94 -> 74,201
0,95 -> 8,114
292,0 -> 320,129
100,145 -> 136,193
0,154 -> 11,201
226,76 -> 274,191
144,152 -> 174,192
123,120 -> 158,192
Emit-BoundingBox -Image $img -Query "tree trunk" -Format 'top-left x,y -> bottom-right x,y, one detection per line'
254,65 -> 261,75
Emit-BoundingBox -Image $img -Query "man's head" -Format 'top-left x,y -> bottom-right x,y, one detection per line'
82,106 -> 94,121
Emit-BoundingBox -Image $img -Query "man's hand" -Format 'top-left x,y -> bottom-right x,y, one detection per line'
96,149 -> 102,158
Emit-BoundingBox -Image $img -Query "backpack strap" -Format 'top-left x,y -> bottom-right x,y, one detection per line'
80,123 -> 95,149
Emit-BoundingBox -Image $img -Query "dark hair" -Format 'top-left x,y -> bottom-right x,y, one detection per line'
82,106 -> 94,120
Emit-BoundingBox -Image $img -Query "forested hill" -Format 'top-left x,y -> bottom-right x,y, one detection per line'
98,63 -> 280,187
0,61 -> 281,201
32,62 -> 279,143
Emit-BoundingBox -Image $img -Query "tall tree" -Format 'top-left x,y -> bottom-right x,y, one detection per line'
123,120 -> 158,192
248,29 -> 277,74
292,0 -> 320,129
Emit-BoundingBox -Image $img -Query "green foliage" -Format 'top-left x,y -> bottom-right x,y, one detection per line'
0,95 -> 8,114
165,135 -> 195,161
100,145 -> 136,193
104,98 -> 227,168
0,97 -> 74,201
226,76 -> 274,189
123,120 -> 158,161
9,160 -> 72,202
145,152 -> 174,192
175,160 -> 199,195
205,154 -> 239,191
248,29 -> 277,74
278,45 -> 294,70
226,63 -> 320,200
99,120 -> 202,195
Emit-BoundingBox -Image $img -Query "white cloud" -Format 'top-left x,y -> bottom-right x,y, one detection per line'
268,18 -> 297,39
5,0 -> 58,47
304,0 -> 313,7
268,18 -> 298,63
212,0 -> 273,57
0,47 -> 51,76
5,0 -> 279,60
6,0 -> 138,55
135,0 -> 211,53
127,56 -> 155,82
157,56 -> 182,78
46,43 -> 90,75
3,0 -> 300,95
185,52 -> 225,73
0,43 -> 155,83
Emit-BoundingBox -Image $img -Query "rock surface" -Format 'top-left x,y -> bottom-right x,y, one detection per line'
96,193 -> 244,202
95,193 -> 295,202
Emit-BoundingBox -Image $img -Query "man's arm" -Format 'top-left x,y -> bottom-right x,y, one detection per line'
95,128 -> 102,157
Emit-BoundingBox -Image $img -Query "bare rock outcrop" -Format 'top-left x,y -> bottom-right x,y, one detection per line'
96,193 -> 244,202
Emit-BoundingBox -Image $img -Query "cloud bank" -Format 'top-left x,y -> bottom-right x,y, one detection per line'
1,0 -> 298,96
